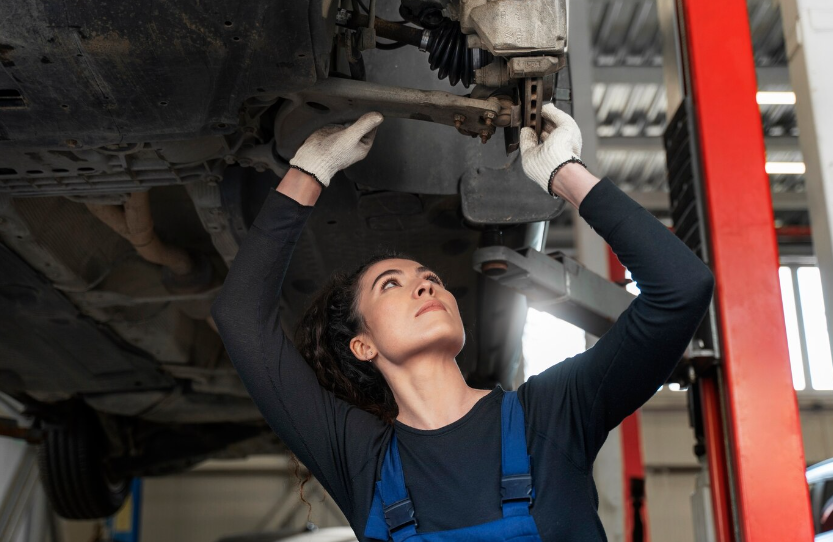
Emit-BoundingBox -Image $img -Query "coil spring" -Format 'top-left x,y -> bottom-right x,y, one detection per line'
425,19 -> 493,88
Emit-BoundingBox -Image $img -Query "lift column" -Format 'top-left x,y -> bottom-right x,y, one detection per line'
670,0 -> 814,539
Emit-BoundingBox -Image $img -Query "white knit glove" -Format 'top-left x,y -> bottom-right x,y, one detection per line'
289,112 -> 384,187
519,103 -> 586,198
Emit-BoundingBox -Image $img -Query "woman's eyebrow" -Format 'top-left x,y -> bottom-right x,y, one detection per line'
370,266 -> 435,290
371,269 -> 401,290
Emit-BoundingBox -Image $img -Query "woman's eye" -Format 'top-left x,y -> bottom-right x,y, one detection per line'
380,274 -> 442,291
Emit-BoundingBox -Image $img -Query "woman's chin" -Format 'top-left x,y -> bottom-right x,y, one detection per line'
396,331 -> 465,360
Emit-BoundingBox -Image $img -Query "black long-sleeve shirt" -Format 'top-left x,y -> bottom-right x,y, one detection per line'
211,177 -> 715,541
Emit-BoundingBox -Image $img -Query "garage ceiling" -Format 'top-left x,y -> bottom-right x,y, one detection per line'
587,0 -> 804,200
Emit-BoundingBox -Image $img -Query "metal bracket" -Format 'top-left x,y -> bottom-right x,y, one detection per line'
273,77 -> 501,160
472,246 -> 635,337
507,56 -> 566,79
357,0 -> 377,50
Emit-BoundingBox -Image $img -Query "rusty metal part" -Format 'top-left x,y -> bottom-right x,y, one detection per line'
273,77 -> 502,158
340,11 -> 424,47
459,0 -> 567,56
474,59 -> 511,87
507,56 -> 566,79
86,192 -> 194,277
495,96 -> 517,128
341,11 -> 492,88
524,78 -> 545,139
358,0 -> 378,50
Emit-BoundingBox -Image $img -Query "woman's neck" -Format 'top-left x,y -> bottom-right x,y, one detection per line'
385,355 -> 491,430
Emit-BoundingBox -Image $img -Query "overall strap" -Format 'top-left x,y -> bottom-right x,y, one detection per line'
501,390 -> 535,518
375,432 -> 418,542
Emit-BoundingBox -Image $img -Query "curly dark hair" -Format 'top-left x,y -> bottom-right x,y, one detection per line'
288,249 -> 420,514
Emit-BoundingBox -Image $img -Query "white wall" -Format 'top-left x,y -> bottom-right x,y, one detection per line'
640,393 -> 833,542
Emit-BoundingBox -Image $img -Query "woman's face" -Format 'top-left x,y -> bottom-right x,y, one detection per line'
351,258 -> 465,365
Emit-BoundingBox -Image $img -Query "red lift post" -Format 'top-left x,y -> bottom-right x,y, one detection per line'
677,0 -> 814,539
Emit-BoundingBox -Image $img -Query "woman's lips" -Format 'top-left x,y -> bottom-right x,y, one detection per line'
416,301 -> 445,317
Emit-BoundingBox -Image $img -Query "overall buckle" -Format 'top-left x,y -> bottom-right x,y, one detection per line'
383,498 -> 417,532
501,473 -> 533,505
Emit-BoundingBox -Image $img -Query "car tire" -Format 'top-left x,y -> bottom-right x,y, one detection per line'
37,406 -> 132,519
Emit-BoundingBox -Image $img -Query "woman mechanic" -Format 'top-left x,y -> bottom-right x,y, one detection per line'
211,105 -> 715,541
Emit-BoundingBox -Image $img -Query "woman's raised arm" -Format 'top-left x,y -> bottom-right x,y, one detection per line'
210,114 -> 387,518
516,105 -> 715,469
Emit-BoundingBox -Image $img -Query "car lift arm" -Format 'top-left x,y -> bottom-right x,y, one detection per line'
471,245 -> 635,338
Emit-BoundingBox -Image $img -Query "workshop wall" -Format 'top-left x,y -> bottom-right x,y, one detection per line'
640,404 -> 833,542
48,401 -> 833,542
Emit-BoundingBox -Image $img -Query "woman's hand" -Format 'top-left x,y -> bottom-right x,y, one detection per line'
289,111 -> 384,188
519,104 -> 586,199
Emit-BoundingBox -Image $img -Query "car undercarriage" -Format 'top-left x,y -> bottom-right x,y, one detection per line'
0,0 -> 572,518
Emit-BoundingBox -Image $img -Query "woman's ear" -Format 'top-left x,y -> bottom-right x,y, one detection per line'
349,335 -> 376,362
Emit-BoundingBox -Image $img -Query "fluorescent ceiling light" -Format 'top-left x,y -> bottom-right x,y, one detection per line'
756,91 -> 796,105
766,162 -> 806,175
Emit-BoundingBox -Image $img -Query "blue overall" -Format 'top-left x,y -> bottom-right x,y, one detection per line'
364,391 -> 543,542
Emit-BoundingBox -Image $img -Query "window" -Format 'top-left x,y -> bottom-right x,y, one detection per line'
521,268 -> 640,380
781,265 -> 833,390
522,308 -> 587,379
624,268 -> 640,296
779,267 -> 807,390
522,261 -> 833,391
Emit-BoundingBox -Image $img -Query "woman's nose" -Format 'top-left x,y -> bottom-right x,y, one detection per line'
415,281 -> 434,297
